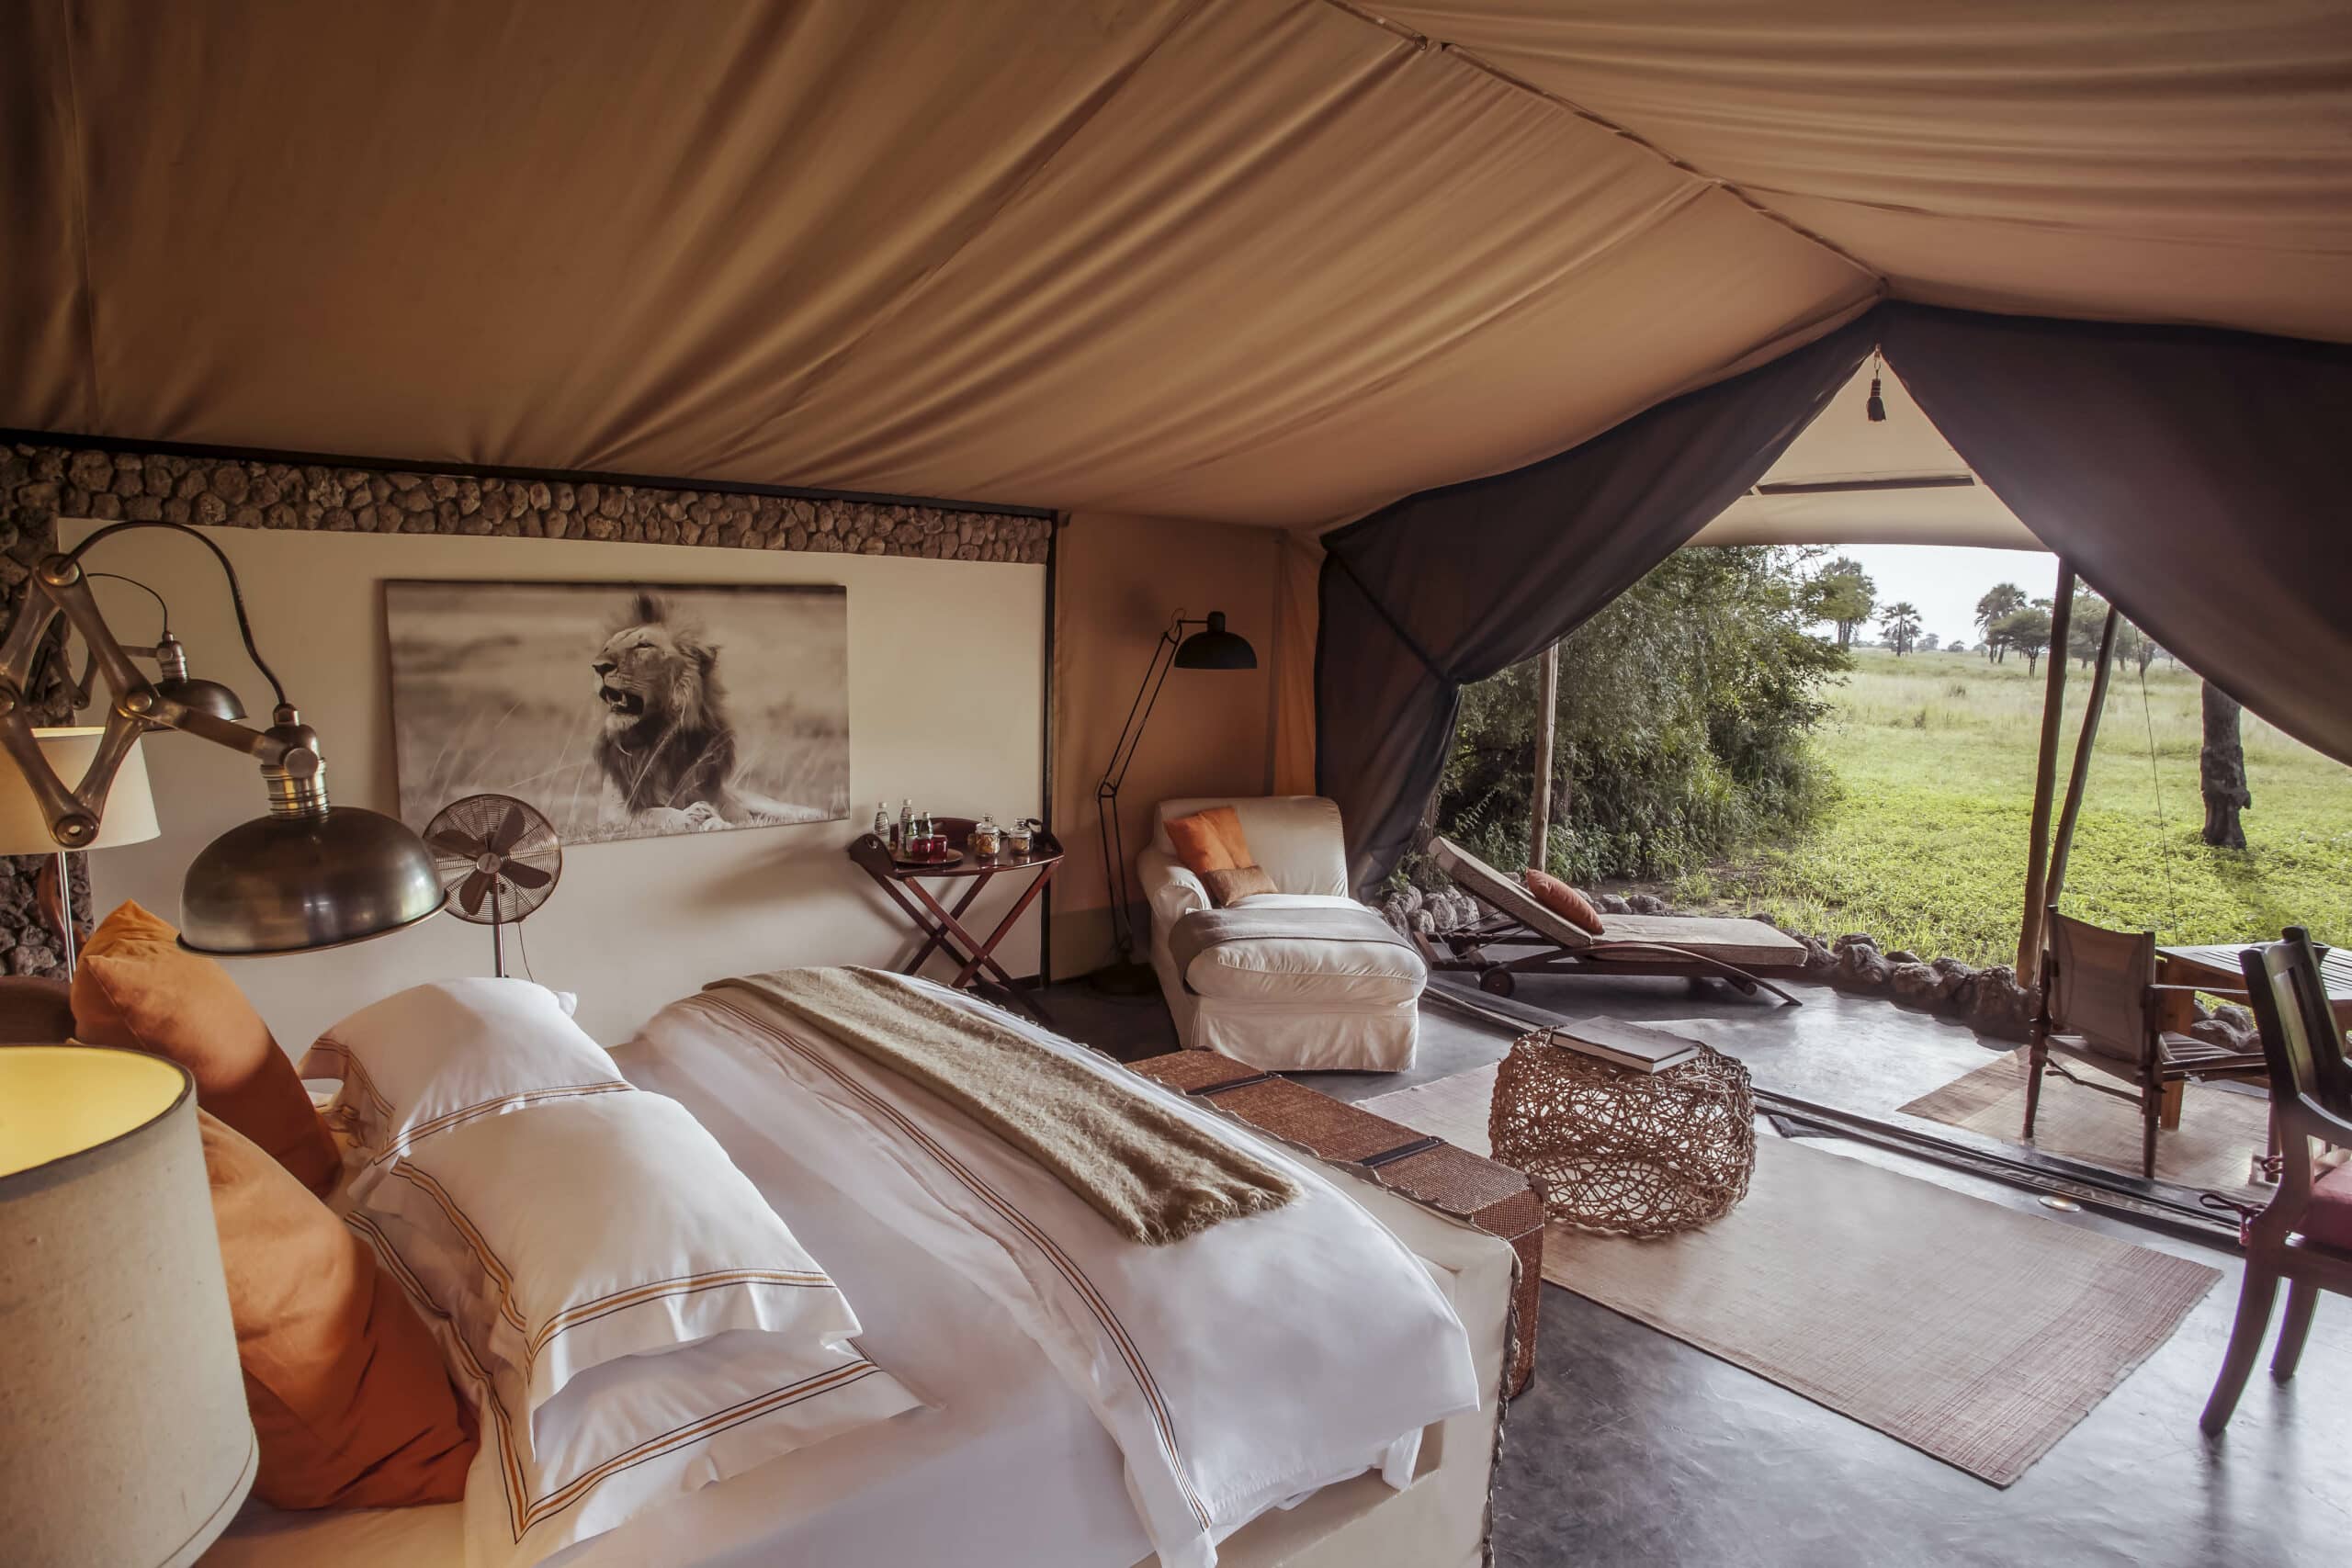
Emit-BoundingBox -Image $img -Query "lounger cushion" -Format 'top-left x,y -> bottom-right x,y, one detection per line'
1523,869 -> 1606,935
1185,895 -> 1427,1007
2304,1162 -> 2352,1251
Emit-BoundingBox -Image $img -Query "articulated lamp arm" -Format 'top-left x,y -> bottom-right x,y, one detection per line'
0,520 -> 441,954
0,535 -> 313,850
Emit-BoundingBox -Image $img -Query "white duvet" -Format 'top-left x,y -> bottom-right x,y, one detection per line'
619,980 -> 1483,1568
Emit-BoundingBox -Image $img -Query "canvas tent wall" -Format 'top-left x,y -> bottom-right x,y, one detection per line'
6,0 -> 2348,912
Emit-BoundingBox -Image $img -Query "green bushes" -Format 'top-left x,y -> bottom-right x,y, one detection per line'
1430,547 -> 1844,885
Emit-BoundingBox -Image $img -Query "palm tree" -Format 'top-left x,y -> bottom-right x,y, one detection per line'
1878,601 -> 1922,656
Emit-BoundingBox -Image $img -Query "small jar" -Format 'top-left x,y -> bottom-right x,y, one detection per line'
970,816 -> 1002,857
1006,820 -> 1034,856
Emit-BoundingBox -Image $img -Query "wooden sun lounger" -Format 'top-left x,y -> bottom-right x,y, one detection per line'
1422,837 -> 1807,1005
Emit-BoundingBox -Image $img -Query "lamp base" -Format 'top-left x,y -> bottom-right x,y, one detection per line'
1083,960 -> 1162,999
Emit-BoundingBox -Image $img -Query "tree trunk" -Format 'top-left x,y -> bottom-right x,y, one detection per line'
2199,682 -> 2252,849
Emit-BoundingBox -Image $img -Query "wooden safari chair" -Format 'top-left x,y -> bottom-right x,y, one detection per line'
2199,928 -> 2352,1434
2024,909 -> 2268,1179
1422,837 -> 1807,1005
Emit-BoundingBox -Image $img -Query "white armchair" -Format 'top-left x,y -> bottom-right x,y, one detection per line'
1141,795 -> 1424,1072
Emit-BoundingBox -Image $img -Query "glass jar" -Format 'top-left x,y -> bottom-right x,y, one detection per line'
969,816 -> 1003,857
1006,820 -> 1034,856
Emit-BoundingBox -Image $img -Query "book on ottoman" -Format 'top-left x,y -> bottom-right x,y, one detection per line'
1553,1018 -> 1705,1074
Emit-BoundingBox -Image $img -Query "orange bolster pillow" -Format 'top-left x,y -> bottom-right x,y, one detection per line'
1525,868 -> 1607,936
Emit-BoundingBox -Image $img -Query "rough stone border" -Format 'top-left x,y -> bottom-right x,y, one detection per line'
3,442 -> 1051,578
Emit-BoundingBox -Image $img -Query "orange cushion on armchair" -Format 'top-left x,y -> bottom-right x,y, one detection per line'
1166,809 -> 1242,876
73,901 -> 339,1196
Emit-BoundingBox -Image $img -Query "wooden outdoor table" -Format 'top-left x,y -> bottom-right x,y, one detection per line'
2155,942 -> 2352,1031
848,827 -> 1062,1024
2149,942 -> 2349,1138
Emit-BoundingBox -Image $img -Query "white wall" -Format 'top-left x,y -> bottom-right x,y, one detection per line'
62,522 -> 1045,1049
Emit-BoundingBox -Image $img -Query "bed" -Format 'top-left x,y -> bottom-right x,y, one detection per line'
201,978 -> 1516,1568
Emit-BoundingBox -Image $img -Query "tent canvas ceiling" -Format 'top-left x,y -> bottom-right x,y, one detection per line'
6,0 -> 2347,536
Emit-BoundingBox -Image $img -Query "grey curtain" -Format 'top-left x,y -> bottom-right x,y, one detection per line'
1317,301 -> 2352,891
1879,303 -> 2352,769
1315,313 -> 1881,889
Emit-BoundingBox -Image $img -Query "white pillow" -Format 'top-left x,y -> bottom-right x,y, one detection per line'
362,1089 -> 878,1428
301,978 -> 627,1179
345,1085 -> 921,1567
354,1217 -> 918,1568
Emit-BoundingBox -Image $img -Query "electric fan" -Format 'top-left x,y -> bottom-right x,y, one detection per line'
424,794 -> 563,976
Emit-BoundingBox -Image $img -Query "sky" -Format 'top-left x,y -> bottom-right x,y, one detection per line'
1805,543 -> 2060,648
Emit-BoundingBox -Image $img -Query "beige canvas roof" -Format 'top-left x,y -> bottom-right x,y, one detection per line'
7,2 -> 2346,539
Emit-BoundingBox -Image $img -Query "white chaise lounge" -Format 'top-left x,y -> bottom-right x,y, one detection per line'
1139,795 -> 1426,1072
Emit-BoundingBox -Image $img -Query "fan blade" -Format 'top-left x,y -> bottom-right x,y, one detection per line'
488,803 -> 528,855
459,869 -> 492,917
428,828 -> 485,858
501,860 -> 553,890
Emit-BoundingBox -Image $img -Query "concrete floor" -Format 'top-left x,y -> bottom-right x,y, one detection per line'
1034,975 -> 2352,1568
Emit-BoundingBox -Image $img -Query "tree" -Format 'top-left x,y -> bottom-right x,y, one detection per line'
2199,682 -> 2252,848
1436,546 -> 1846,885
1994,605 -> 2052,674
2069,592 -> 2113,668
1975,581 -> 2028,660
1878,601 -> 1922,655
1810,557 -> 1876,651
1917,632 -> 1940,652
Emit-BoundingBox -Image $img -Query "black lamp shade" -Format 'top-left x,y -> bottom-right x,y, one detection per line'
1173,611 -> 1256,671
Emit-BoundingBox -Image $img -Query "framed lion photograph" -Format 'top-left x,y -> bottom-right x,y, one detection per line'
384,579 -> 850,844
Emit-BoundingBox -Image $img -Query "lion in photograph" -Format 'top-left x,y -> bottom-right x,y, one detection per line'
591,592 -> 812,833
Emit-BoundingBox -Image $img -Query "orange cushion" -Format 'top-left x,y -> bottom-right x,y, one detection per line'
74,901 -> 338,1196
1524,868 -> 1607,936
201,1111 -> 478,1509
1166,812 -> 1239,877
1195,806 -> 1251,866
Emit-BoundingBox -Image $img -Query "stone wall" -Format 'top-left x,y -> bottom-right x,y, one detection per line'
0,439 -> 1054,974
3,442 -> 1051,565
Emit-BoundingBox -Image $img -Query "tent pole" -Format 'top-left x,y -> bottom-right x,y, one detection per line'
2046,604 -> 2120,910
2016,558 -> 2076,976
1529,642 -> 1559,871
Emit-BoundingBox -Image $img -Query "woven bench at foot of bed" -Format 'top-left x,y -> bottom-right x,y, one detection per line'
1130,1049 -> 1544,1395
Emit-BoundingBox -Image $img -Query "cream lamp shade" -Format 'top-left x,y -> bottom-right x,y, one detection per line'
0,1045 -> 256,1566
0,726 -> 163,854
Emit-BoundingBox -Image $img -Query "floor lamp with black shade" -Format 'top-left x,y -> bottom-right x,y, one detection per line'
1091,610 -> 1256,996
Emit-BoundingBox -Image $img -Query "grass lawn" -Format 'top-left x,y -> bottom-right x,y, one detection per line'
1701,648 -> 2352,966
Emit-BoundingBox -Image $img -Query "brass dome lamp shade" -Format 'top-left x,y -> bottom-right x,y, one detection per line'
0,521 -> 446,954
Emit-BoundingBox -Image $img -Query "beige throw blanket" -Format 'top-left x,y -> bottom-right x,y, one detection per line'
713,967 -> 1298,1245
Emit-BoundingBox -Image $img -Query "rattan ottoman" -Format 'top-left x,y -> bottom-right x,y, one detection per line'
1489,1026 -> 1756,1237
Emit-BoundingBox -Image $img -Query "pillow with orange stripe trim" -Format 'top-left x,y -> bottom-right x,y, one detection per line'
300,977 -> 624,1181
345,1083 -> 920,1561
199,1110 -> 477,1508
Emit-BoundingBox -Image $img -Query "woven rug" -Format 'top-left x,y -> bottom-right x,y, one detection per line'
1361,1065 -> 2221,1486
1897,1047 -> 2272,1200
